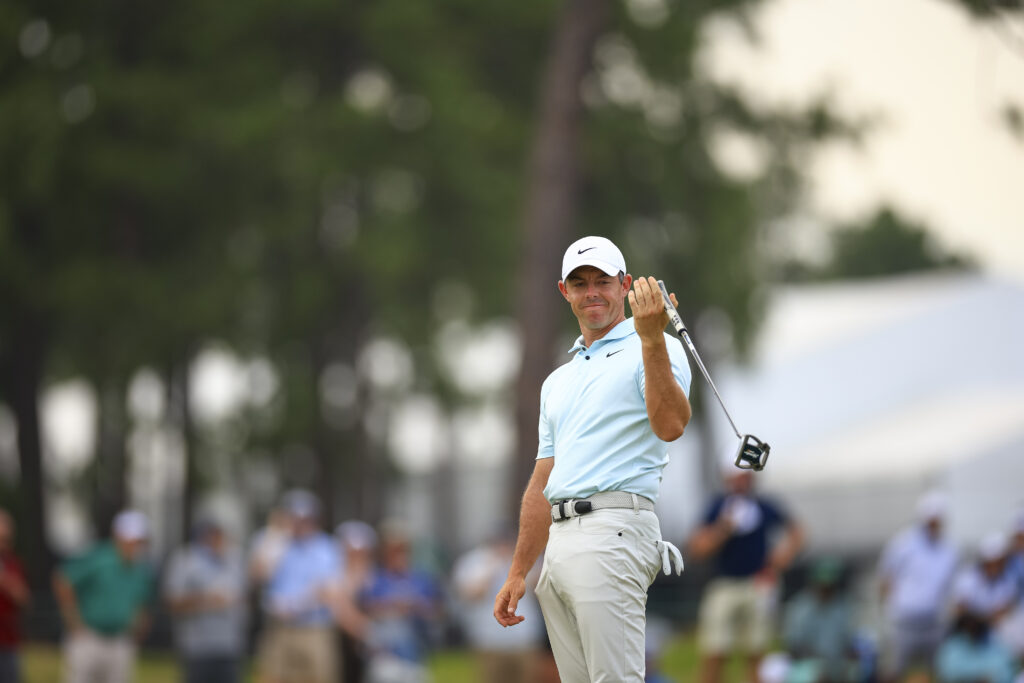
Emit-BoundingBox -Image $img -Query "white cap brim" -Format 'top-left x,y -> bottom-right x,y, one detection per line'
562,257 -> 622,281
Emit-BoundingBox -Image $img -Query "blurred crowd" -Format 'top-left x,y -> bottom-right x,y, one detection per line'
741,487 -> 1024,683
0,480 -> 1022,683
0,489 -> 554,683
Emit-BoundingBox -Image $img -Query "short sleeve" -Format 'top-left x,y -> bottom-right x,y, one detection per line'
637,334 -> 692,399
62,548 -> 100,590
536,380 -> 554,460
759,498 -> 789,529
162,551 -> 190,600
702,497 -> 725,525
878,532 -> 908,579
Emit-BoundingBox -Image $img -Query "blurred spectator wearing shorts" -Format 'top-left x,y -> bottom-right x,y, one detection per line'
688,468 -> 804,683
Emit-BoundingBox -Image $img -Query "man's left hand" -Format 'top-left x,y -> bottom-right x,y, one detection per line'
628,276 -> 677,341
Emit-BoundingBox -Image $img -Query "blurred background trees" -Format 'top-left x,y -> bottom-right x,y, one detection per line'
0,0 -> 1010,589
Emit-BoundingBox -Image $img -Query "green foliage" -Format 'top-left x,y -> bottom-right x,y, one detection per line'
782,206 -> 975,281
0,0 -> 877,531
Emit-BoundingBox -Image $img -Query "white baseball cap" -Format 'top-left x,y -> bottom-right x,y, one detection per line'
916,490 -> 948,521
112,510 -> 149,542
561,236 -> 626,281
978,531 -> 1009,561
281,489 -> 321,520
335,520 -> 378,551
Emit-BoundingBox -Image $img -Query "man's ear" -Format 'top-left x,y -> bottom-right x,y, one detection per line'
620,274 -> 633,293
558,280 -> 569,301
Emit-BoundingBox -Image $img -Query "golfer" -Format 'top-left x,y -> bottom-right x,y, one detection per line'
494,235 -> 692,682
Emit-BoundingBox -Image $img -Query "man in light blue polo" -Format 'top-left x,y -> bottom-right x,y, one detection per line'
494,236 -> 692,683
258,490 -> 342,683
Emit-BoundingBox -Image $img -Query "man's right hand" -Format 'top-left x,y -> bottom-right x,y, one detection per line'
493,576 -> 526,627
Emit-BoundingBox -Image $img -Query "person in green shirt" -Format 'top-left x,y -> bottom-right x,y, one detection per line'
52,510 -> 154,683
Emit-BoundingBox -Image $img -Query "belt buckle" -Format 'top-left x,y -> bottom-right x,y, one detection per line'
551,499 -> 574,523
551,498 -> 593,523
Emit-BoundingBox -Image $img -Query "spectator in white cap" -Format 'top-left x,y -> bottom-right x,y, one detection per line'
53,509 -> 155,683
952,532 -> 1018,627
876,491 -> 958,683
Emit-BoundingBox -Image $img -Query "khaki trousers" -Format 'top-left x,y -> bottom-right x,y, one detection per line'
535,508 -> 665,683
64,630 -> 135,683
258,623 -> 338,683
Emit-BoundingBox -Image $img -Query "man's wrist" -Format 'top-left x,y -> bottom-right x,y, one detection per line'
639,334 -> 667,349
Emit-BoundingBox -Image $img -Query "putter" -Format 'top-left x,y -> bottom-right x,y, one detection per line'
657,280 -> 770,472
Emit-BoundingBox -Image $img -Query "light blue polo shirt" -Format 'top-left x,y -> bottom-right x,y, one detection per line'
538,317 -> 691,503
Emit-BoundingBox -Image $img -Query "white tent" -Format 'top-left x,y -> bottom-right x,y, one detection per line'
659,272 -> 1024,553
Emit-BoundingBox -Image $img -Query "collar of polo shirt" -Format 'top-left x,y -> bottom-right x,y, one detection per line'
569,318 -> 635,353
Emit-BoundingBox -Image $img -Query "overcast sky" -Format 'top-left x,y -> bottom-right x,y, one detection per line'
700,0 -> 1024,279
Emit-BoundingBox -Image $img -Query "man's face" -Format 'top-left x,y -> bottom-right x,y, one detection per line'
292,516 -> 317,538
924,517 -> 943,539
725,471 -> 754,495
982,557 -> 1006,579
204,528 -> 227,555
558,266 -> 631,336
383,539 -> 411,572
115,537 -> 146,563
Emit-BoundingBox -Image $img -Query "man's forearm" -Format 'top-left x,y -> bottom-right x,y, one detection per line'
642,338 -> 691,441
507,476 -> 551,580
52,573 -> 82,631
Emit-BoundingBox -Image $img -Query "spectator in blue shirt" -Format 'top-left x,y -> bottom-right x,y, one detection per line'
257,490 -> 341,683
360,521 -> 442,683
688,468 -> 804,683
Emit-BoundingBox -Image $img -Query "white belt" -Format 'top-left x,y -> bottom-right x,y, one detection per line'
550,491 -> 654,523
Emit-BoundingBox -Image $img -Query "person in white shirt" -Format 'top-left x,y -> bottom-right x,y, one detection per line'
877,491 -> 958,683
952,533 -> 1019,626
453,530 -> 542,683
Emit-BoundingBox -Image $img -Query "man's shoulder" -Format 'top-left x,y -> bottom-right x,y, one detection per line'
541,357 -> 577,391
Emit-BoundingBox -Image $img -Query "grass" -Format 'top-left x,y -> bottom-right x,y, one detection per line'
22,630 -> 749,682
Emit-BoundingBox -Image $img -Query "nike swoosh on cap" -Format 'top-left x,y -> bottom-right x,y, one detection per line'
577,247 -> 596,254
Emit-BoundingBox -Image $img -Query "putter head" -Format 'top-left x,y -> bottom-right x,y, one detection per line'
734,434 -> 770,472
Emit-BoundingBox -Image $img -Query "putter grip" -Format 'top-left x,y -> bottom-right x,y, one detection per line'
656,280 -> 687,337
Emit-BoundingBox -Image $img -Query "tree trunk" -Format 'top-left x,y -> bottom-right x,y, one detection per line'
93,381 -> 128,535
512,0 -> 610,515
5,324 -> 52,592
171,360 -> 197,538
